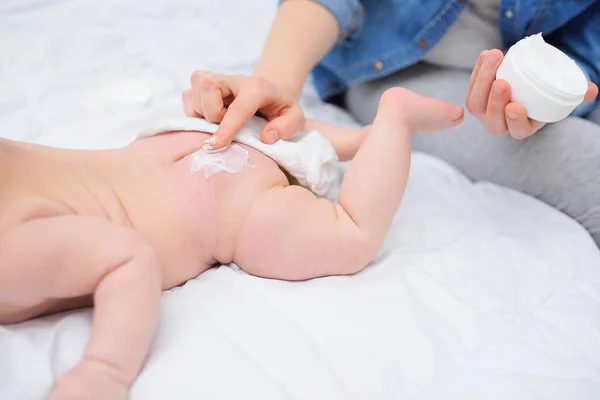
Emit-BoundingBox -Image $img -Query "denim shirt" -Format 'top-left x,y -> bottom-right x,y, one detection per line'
294,0 -> 600,116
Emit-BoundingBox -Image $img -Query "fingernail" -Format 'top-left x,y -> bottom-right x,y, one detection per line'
486,52 -> 499,66
203,137 -> 217,150
266,129 -> 278,144
507,112 -> 518,120
494,84 -> 505,96
208,145 -> 228,154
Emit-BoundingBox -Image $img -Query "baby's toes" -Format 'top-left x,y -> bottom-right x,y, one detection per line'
411,97 -> 464,132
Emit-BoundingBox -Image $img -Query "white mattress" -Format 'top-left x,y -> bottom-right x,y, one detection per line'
1,1 -> 600,399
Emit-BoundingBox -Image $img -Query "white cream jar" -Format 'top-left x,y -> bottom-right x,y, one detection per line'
496,33 -> 589,123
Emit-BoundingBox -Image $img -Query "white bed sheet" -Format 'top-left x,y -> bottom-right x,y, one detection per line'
1,1 -> 600,399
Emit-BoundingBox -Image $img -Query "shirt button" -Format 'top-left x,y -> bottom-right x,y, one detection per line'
373,61 -> 384,71
457,0 -> 467,3
329,81 -> 340,90
505,9 -> 514,19
419,39 -> 428,49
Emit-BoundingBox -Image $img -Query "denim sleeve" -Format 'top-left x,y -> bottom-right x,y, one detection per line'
547,2 -> 600,117
278,0 -> 364,40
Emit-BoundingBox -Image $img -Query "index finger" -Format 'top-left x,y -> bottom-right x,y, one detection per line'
466,51 -> 489,106
209,92 -> 264,149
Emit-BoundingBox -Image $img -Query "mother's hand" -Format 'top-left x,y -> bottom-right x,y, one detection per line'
466,49 -> 599,139
182,71 -> 305,150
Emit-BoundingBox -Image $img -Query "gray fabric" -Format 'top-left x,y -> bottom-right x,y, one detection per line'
346,63 -> 600,246
422,0 -> 502,70
590,106 -> 600,125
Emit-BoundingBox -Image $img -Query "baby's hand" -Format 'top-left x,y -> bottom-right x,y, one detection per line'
49,359 -> 128,400
379,88 -> 464,133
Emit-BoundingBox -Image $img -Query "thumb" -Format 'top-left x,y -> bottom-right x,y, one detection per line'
259,105 -> 304,144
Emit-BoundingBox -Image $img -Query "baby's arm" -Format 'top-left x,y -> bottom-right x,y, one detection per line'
235,89 -> 463,280
0,202 -> 161,399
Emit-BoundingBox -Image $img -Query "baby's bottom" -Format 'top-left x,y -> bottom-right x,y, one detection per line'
234,89 -> 462,280
347,62 -> 600,246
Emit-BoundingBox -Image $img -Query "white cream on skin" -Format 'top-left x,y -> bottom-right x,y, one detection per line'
190,143 -> 249,178
137,116 -> 340,198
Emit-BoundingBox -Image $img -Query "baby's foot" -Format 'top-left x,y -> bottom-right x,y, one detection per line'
377,87 -> 464,133
48,359 -> 129,400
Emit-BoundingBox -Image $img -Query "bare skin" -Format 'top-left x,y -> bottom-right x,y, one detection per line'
0,89 -> 463,400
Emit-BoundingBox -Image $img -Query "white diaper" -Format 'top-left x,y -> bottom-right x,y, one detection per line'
137,117 -> 339,198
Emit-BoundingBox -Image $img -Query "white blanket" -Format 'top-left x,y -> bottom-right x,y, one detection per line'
1,1 -> 600,399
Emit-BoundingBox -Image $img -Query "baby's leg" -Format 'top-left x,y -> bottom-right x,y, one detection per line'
235,89 -> 463,279
0,209 -> 161,399
303,119 -> 369,161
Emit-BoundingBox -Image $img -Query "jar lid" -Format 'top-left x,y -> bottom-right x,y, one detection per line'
511,34 -> 588,102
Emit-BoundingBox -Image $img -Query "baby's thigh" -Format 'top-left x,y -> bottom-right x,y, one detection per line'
235,186 -> 374,280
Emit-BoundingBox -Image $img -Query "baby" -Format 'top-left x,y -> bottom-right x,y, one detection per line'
0,88 -> 463,399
